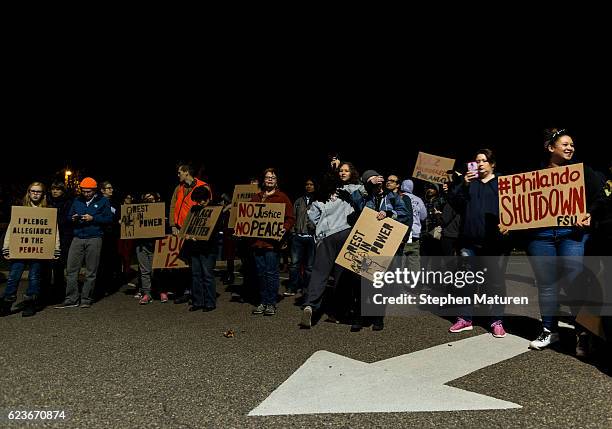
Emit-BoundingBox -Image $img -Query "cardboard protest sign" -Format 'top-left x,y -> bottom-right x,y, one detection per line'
229,184 -> 259,228
120,202 -> 166,239
335,207 -> 409,281
498,163 -> 587,231
180,206 -> 223,241
412,152 -> 456,185
233,202 -> 285,241
8,206 -> 57,259
152,234 -> 189,269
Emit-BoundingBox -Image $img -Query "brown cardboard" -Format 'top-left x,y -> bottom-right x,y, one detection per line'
180,205 -> 223,241
335,207 -> 409,281
120,202 -> 166,239
8,206 -> 58,259
228,184 -> 260,228
412,152 -> 456,185
499,163 -> 587,231
152,234 -> 189,269
233,202 -> 286,241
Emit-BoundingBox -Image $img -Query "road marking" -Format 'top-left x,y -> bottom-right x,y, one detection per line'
249,334 -> 529,416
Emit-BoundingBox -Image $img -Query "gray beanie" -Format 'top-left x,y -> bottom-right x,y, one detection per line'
361,169 -> 381,184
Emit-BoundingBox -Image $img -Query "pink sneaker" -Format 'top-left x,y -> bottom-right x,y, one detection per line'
449,318 -> 473,333
139,294 -> 153,305
159,292 -> 169,303
491,320 -> 506,338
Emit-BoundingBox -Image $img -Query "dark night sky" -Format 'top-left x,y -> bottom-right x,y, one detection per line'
3,52 -> 610,204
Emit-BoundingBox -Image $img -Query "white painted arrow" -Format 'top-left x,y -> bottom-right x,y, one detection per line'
249,334 -> 529,415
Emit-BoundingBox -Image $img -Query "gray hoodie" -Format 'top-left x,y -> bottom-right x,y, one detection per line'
400,179 -> 427,238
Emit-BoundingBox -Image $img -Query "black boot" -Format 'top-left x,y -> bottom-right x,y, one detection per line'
21,296 -> 37,317
372,316 -> 384,331
0,298 -> 13,317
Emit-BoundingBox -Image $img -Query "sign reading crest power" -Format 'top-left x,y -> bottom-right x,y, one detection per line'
8,206 -> 58,259
152,234 -> 189,269
120,202 -> 166,239
498,163 -> 587,231
229,184 -> 259,228
180,206 -> 223,241
233,202 -> 285,241
335,207 -> 408,281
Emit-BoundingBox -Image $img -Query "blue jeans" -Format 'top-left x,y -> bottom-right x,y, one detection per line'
457,246 -> 506,324
288,235 -> 315,292
254,249 -> 280,305
527,228 -> 587,331
3,260 -> 43,299
191,252 -> 217,308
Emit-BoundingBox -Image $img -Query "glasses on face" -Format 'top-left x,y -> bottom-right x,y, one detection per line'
386,179 -> 398,183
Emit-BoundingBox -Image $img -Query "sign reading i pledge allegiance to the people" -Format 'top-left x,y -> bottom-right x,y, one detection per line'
180,206 -> 223,241
229,184 -> 260,228
335,207 -> 409,281
412,152 -> 456,185
120,202 -> 166,239
498,163 -> 587,231
152,234 -> 189,269
233,202 -> 285,241
8,206 -> 57,259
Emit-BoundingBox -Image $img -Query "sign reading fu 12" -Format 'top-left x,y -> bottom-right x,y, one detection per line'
499,163 -> 587,230
120,202 -> 166,239
234,202 -> 285,241
412,152 -> 456,185
8,206 -> 58,259
335,207 -> 408,281
152,234 -> 188,269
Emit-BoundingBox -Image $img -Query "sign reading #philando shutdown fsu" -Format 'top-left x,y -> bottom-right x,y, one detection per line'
498,163 -> 587,231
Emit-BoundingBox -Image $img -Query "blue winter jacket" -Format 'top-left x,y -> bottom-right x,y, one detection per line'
67,194 -> 114,239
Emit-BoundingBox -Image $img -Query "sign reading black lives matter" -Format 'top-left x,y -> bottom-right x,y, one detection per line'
233,202 -> 285,241
229,184 -> 259,228
8,206 -> 58,259
335,207 -> 408,281
180,206 -> 223,241
120,203 -> 166,239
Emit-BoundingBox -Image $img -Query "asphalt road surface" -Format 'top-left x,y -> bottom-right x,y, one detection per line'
1,275 -> 611,428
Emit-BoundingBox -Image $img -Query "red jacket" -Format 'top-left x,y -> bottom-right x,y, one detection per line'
250,190 -> 295,250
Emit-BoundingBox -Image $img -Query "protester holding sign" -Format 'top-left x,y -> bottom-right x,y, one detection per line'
136,193 -> 168,305
527,129 -> 605,352
1,182 -> 60,317
250,168 -> 295,316
181,186 -> 222,312
169,164 -> 212,305
352,169 -> 409,331
446,149 -> 509,338
55,177 -> 113,309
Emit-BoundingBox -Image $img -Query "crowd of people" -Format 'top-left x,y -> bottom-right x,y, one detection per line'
1,129 -> 611,361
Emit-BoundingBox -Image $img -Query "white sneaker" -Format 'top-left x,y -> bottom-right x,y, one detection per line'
529,328 -> 559,350
300,306 -> 313,328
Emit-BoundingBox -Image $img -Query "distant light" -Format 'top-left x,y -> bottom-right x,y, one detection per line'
65,170 -> 73,176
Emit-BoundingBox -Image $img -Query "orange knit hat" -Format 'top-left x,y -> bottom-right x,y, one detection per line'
79,177 -> 98,189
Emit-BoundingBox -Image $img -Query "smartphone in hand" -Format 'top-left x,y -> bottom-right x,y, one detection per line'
467,161 -> 478,174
